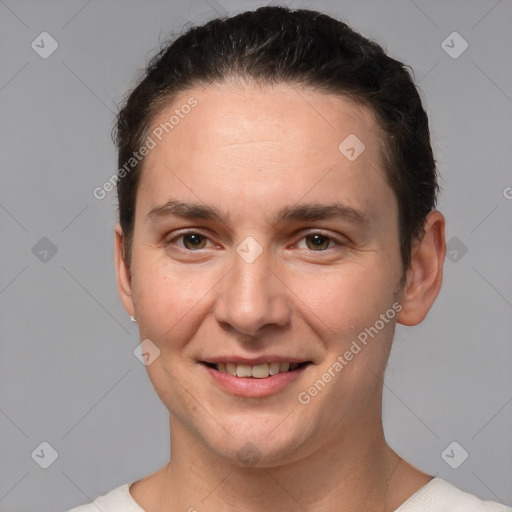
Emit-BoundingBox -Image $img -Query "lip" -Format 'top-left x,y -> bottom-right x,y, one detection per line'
201,362 -> 311,397
201,356 -> 310,365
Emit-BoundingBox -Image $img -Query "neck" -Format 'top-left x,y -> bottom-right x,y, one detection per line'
158,416 -> 402,512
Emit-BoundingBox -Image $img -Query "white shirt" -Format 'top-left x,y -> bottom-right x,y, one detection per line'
66,477 -> 510,511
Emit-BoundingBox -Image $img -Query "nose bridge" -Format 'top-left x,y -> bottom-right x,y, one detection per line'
214,237 -> 291,335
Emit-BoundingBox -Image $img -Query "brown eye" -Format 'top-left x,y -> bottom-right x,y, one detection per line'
182,233 -> 207,250
304,233 -> 333,251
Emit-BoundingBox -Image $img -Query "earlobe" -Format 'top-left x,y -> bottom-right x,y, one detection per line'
114,223 -> 135,318
396,211 -> 446,326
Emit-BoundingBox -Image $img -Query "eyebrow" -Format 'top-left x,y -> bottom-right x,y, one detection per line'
146,199 -> 371,226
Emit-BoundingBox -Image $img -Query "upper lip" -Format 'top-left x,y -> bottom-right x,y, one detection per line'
201,356 -> 312,365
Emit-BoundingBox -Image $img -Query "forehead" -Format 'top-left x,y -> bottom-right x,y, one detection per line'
137,81 -> 393,226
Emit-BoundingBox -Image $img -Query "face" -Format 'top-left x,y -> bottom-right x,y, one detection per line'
115,81 -> 437,467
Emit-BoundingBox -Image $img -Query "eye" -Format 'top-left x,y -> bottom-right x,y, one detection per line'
296,232 -> 340,251
167,231 -> 215,251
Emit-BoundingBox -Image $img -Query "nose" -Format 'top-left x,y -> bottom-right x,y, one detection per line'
213,243 -> 292,337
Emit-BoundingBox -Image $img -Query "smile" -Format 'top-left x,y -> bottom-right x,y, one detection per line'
203,361 -> 311,378
200,359 -> 312,397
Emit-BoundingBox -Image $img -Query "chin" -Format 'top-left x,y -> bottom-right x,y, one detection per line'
198,416 -> 315,469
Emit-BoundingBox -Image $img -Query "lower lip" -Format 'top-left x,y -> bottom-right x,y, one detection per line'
202,364 -> 310,397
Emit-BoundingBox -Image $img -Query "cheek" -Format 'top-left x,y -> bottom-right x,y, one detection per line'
289,260 -> 398,339
130,253 -> 219,347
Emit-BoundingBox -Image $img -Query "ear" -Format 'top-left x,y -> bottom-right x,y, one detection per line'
396,211 -> 446,326
114,223 -> 135,318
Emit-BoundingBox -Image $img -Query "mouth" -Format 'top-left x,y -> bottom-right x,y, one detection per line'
198,358 -> 314,398
201,361 -> 312,378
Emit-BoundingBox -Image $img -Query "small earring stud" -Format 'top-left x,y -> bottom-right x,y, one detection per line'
130,315 -> 138,323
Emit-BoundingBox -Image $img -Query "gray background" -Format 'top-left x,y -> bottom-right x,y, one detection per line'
1,0 -> 511,510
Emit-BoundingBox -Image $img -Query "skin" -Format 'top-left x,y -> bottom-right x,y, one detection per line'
114,81 -> 446,511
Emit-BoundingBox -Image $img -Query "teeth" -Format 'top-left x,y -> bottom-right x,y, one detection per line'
236,364 -> 252,378
251,363 -> 269,379
268,362 -> 280,375
214,361 -> 303,377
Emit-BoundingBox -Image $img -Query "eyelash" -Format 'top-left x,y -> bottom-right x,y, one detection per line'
165,230 -> 346,253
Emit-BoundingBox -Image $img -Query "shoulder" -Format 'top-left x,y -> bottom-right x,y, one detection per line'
396,477 -> 511,512
64,481 -> 144,512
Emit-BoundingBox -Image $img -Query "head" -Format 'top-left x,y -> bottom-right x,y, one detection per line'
113,6 -> 445,465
